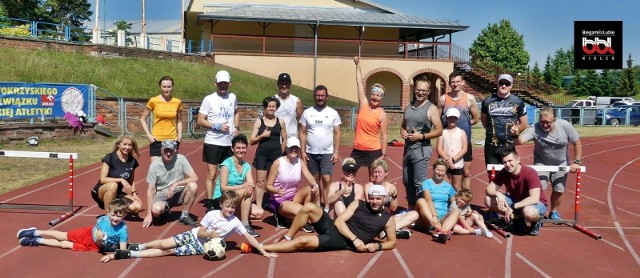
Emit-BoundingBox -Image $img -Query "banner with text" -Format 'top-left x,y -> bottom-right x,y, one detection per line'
0,82 -> 89,119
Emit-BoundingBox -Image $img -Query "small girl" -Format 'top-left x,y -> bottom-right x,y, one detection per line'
449,189 -> 493,238
437,108 -> 468,191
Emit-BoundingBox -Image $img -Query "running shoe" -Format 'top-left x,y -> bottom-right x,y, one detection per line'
245,225 -> 260,237
114,249 -> 131,260
529,221 -> 542,236
17,227 -> 38,239
127,243 -> 141,251
19,237 -> 39,246
396,229 -> 412,239
482,230 -> 494,239
178,216 -> 199,227
240,242 -> 255,254
274,211 -> 287,229
302,223 -> 315,233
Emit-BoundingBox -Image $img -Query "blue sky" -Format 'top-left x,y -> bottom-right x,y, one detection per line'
89,0 -> 638,68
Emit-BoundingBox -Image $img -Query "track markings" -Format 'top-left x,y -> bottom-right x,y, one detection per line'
515,252 -> 551,278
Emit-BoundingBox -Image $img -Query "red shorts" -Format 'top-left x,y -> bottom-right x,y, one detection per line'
67,226 -> 100,251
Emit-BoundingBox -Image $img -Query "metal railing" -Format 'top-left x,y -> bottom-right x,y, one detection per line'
0,16 -> 91,43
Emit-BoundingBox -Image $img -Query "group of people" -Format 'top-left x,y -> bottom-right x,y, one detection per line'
17,58 -> 583,260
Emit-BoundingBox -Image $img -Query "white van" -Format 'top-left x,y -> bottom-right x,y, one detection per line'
588,96 -> 636,109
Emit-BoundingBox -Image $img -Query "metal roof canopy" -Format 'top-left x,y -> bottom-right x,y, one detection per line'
196,5 -> 468,40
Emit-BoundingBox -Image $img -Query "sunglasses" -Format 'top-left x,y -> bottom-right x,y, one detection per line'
498,80 -> 511,87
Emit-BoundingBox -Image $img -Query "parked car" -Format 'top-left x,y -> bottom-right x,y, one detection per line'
610,101 -> 637,108
595,106 -> 640,126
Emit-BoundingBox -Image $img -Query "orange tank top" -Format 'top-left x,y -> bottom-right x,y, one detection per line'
354,106 -> 383,151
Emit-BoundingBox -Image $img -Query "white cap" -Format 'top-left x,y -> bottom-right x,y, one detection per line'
445,108 -> 460,118
286,137 -> 301,148
498,74 -> 513,83
215,70 -> 231,83
368,184 -> 387,197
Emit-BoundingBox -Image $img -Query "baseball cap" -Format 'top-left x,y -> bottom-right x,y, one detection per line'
368,184 -> 387,197
215,70 -> 231,83
161,140 -> 177,151
278,73 -> 292,82
498,74 -> 513,83
342,162 -> 357,172
445,108 -> 460,118
286,137 -> 301,148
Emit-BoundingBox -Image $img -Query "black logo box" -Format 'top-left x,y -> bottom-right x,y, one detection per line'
574,21 -> 623,69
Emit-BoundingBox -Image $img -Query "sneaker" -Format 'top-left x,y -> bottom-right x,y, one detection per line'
114,249 -> 131,260
17,227 -> 37,239
245,225 -> 260,238
474,228 -> 483,236
505,218 -> 527,233
240,242 -> 255,254
274,211 -> 287,229
379,231 -> 387,239
529,221 -> 542,236
396,229 -> 412,239
549,211 -> 561,220
302,223 -> 315,233
482,230 -> 494,239
19,237 -> 39,246
435,233 -> 449,244
127,243 -> 141,251
178,216 -> 199,227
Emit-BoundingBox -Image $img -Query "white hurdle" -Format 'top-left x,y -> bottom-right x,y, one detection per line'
0,150 -> 78,227
486,164 -> 601,240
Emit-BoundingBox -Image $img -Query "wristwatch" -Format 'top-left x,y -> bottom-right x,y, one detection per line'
573,159 -> 581,165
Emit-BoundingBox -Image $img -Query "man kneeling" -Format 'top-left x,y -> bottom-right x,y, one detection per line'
256,184 -> 396,253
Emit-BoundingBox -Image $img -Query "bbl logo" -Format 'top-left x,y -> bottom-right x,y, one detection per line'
574,21 -> 622,69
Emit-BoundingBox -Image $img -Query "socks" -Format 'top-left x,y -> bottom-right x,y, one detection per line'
241,221 -> 250,227
33,230 -> 41,237
137,244 -> 146,251
130,251 -> 141,258
181,211 -> 190,218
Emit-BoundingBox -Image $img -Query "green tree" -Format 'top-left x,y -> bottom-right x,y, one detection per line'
530,61 -> 543,88
0,0 -> 41,20
470,19 -> 530,73
598,69 -> 616,97
618,54 -> 639,96
108,20 -> 133,46
40,0 -> 92,27
571,69 -> 601,96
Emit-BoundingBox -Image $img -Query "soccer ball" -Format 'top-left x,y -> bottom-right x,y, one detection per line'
203,237 -> 226,261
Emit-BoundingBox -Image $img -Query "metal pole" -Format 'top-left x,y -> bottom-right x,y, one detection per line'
142,0 -> 146,35
313,21 -> 319,88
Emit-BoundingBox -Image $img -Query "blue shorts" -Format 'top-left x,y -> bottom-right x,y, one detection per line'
504,194 -> 547,216
173,231 -> 204,256
306,153 -> 334,176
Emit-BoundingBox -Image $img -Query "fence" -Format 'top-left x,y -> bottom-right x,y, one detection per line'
0,16 -> 91,43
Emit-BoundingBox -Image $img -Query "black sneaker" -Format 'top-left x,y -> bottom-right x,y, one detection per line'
245,225 -> 260,237
274,211 -> 287,229
435,233 -> 449,244
529,221 -> 542,236
114,249 -> 131,260
19,237 -> 39,246
178,216 -> 199,227
504,218 -> 527,233
127,243 -> 141,251
396,229 -> 412,239
302,223 -> 315,233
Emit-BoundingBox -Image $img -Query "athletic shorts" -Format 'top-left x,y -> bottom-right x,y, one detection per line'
484,144 -> 515,168
173,231 -> 204,256
152,186 -> 186,209
314,211 -> 351,251
67,226 -> 100,251
463,141 -> 473,162
203,143 -> 233,165
150,140 -> 180,157
537,168 -> 568,193
91,183 -> 126,210
306,153 -> 334,176
350,148 -> 383,168
447,168 -> 464,175
253,151 -> 282,171
504,194 -> 547,216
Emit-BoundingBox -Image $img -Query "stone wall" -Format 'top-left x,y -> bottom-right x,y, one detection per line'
0,121 -> 99,144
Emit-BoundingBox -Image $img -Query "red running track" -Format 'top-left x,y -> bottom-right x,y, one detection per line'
1,134 -> 639,277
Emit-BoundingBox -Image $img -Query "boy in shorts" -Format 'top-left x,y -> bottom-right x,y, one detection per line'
17,199 -> 129,255
101,190 -> 276,262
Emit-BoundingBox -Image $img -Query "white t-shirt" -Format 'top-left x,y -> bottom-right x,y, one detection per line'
190,210 -> 246,245
199,92 -> 237,146
274,94 -> 300,138
300,106 -> 341,154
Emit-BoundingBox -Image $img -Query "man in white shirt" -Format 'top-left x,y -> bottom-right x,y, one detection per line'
300,85 -> 341,207
274,73 -> 303,139
197,70 -> 240,211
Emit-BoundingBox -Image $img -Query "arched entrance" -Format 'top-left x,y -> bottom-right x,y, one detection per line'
364,70 -> 404,108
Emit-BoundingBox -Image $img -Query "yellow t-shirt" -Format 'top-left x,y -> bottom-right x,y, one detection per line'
146,95 -> 183,140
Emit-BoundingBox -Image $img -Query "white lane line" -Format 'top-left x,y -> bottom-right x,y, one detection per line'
267,252 -> 277,278
504,236 -> 512,278
392,249 -> 414,278
616,184 -> 640,193
607,158 -> 640,267
617,207 -> 640,218
600,238 -> 626,252
515,252 -> 551,278
201,230 -> 286,278
356,251 -> 384,278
